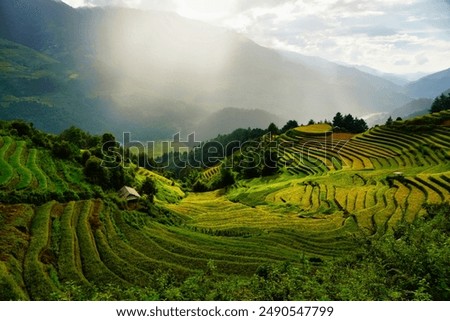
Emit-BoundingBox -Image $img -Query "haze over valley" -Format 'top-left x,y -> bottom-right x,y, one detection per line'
1,0 -> 450,140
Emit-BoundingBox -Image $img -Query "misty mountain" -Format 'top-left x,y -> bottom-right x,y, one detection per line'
0,37 -> 115,133
363,98 -> 433,127
349,65 -> 427,86
391,98 -> 433,119
195,108 -> 284,140
279,51 -> 412,113
283,52 -> 410,86
0,0 -> 419,140
405,68 -> 450,99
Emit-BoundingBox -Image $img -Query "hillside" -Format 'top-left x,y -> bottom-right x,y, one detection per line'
1,111 -> 450,300
406,68 -> 450,99
0,0 -> 422,140
0,38 -> 117,134
280,50 -> 411,112
195,108 -> 284,140
391,98 -> 433,119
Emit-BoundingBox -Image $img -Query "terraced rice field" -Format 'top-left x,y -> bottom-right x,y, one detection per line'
0,136 -> 87,193
0,137 -> 49,191
2,198 -> 353,300
1,113 -> 450,300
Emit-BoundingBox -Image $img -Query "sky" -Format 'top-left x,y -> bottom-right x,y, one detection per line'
60,0 -> 450,75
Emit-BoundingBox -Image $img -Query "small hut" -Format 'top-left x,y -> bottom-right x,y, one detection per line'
118,186 -> 141,202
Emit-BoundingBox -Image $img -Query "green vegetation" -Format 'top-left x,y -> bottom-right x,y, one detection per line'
332,112 -> 369,133
23,202 -> 60,300
430,93 -> 450,113
0,110 -> 450,301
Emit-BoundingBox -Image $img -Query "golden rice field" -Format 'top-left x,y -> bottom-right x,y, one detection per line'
1,111 -> 450,300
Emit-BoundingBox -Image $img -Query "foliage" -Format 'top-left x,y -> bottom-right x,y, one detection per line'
385,116 -> 393,126
332,112 -> 368,133
59,126 -> 100,150
53,141 -> 79,160
140,177 -> 158,202
46,202 -> 450,301
430,93 -> 450,113
84,156 -> 107,186
281,120 -> 299,133
219,167 -> 235,187
267,123 -> 279,136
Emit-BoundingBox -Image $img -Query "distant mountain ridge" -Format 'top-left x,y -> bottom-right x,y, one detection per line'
195,108 -> 284,140
405,68 -> 450,99
0,0 -> 449,140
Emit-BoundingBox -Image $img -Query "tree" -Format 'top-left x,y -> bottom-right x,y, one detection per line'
261,149 -> 278,176
385,116 -> 393,126
267,123 -> 279,136
308,119 -> 315,125
333,113 -> 368,133
11,121 -> 32,137
102,133 -> 118,152
332,112 -> 344,129
109,166 -> 126,190
192,180 -> 208,192
430,93 -> 450,113
218,167 -> 235,187
53,141 -> 79,160
84,156 -> 108,186
81,150 -> 91,165
281,120 -> 298,133
140,177 -> 158,197
60,126 -> 88,149
342,114 -> 354,130
353,118 -> 368,133
241,158 -> 259,179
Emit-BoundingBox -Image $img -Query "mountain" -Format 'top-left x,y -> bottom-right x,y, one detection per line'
405,68 -> 450,98
349,64 -> 426,86
363,98 -> 433,126
0,0 -> 413,140
391,98 -> 432,119
279,51 -> 412,115
195,108 -> 284,140
0,38 -> 114,133
282,52 -> 415,95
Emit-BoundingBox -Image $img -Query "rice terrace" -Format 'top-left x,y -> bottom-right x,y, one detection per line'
1,109 -> 450,300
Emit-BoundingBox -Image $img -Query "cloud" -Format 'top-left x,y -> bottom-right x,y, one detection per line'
218,0 -> 450,73
415,53 -> 429,65
70,0 -> 141,7
61,0 -> 450,74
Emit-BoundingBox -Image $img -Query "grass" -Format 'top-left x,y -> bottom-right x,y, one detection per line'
57,202 -> 89,285
38,152 -> 68,192
0,136 -> 14,186
27,149 -> 48,190
75,200 -> 128,287
23,202 -> 61,300
10,141 -> 33,190
136,167 -> 185,203
0,261 -> 28,300
295,124 -> 332,134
